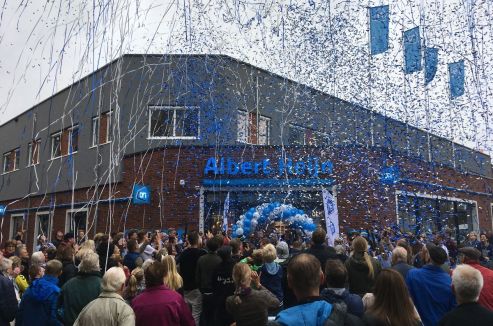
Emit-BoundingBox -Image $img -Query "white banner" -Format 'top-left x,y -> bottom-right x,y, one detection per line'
222,192 -> 230,232
322,188 -> 339,246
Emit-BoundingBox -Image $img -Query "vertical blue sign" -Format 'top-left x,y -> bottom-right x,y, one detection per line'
403,27 -> 422,73
449,60 -> 465,98
132,184 -> 151,205
369,5 -> 390,55
424,47 -> 439,84
0,205 -> 6,217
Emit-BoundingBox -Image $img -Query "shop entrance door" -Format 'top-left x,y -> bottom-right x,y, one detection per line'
201,187 -> 334,235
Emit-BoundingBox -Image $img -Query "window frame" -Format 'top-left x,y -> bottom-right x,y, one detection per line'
288,124 -> 329,146
236,110 -> 271,145
34,211 -> 53,246
68,125 -> 79,154
50,131 -> 62,159
147,105 -> 200,140
2,148 -> 20,174
27,139 -> 41,166
105,111 -> 112,143
9,213 -> 25,239
395,190 -> 480,236
65,208 -> 89,234
90,116 -> 100,147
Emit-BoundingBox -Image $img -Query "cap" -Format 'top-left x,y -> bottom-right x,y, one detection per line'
459,247 -> 481,261
426,243 -> 448,265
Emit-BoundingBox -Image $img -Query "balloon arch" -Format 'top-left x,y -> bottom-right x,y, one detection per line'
232,202 -> 317,238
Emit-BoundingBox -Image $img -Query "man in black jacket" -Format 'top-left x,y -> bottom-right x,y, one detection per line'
306,228 -> 337,273
439,264 -> 493,326
0,256 -> 18,326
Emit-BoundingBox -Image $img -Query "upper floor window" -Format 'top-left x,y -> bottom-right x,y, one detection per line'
51,124 -> 79,159
237,110 -> 270,145
51,132 -> 62,159
3,148 -> 20,173
288,125 -> 328,146
90,111 -> 112,147
69,126 -> 79,153
148,106 -> 199,139
28,139 -> 41,166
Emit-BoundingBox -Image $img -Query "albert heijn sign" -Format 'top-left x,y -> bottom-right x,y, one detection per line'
0,205 -> 6,217
132,184 -> 151,205
204,156 -> 333,177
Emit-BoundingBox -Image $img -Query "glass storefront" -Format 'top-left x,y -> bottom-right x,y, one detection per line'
397,193 -> 478,243
203,189 -> 327,234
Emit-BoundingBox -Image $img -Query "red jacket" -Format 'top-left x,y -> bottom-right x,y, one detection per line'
468,262 -> 493,311
132,285 -> 195,326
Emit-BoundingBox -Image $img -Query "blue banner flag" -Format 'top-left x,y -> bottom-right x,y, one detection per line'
449,60 -> 465,98
369,5 -> 390,55
424,47 -> 438,84
403,27 -> 422,73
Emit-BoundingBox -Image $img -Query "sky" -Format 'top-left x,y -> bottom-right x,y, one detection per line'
0,0 -> 491,155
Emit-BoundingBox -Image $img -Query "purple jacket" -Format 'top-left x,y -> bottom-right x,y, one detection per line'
132,285 -> 195,326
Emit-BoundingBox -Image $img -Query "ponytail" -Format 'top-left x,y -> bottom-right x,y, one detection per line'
128,274 -> 138,297
363,252 -> 375,279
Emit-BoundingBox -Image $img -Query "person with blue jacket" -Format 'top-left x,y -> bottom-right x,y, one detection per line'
406,244 -> 456,326
275,253 -> 333,326
16,259 -> 63,326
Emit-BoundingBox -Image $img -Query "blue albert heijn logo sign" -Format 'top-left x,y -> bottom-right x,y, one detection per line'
380,165 -> 400,185
132,184 -> 151,205
0,205 -> 6,217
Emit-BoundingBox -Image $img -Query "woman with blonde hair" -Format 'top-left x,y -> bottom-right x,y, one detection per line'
226,262 -> 279,326
363,269 -> 421,326
161,254 -> 183,293
123,266 -> 145,303
345,236 -> 381,296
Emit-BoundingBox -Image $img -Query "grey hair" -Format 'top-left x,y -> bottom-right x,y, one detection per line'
78,251 -> 100,273
391,247 -> 408,265
452,264 -> 483,303
142,258 -> 155,271
31,251 -> 46,267
0,257 -> 13,274
101,267 -> 126,292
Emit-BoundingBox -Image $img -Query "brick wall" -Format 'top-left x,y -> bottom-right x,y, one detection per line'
1,145 -> 492,250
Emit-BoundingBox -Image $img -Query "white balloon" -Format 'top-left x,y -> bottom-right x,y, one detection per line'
236,228 -> 244,236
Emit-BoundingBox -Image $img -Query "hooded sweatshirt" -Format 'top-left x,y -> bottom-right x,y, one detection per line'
275,298 -> 333,326
260,262 -> 283,304
16,274 -> 62,326
345,252 -> 381,296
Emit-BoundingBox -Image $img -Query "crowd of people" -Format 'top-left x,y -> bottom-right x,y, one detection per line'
0,226 -> 493,326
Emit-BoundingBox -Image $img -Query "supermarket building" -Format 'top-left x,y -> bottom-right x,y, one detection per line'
0,54 -> 492,250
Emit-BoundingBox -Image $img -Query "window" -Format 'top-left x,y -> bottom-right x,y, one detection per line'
91,113 -> 111,146
288,125 -> 328,146
69,125 -> 79,153
149,106 -> 199,139
91,116 -> 100,146
10,214 -> 25,240
237,110 -> 270,145
105,111 -> 112,142
65,209 -> 88,234
289,126 -> 305,145
396,192 -> 478,244
51,132 -> 62,158
3,148 -> 20,173
28,140 -> 41,166
35,212 -> 52,243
